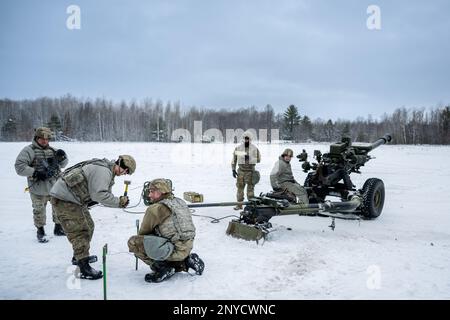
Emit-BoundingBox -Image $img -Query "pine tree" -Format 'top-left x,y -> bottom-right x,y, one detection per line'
1,118 -> 17,141
283,105 -> 301,141
47,114 -> 62,139
301,115 -> 313,140
440,106 -> 450,144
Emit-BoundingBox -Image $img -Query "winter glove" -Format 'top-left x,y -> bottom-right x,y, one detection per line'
55,149 -> 67,163
232,170 -> 238,178
119,196 -> 130,208
32,169 -> 48,181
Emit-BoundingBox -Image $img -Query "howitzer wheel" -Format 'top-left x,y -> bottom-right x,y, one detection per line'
361,178 -> 385,219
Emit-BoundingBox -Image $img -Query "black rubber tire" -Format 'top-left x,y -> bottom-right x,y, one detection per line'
361,178 -> 385,219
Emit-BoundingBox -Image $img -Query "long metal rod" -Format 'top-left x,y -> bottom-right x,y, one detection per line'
135,219 -> 139,271
187,201 -> 251,208
102,244 -> 108,301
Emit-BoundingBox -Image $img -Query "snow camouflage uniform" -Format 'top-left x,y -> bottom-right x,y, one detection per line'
50,158 -> 124,261
128,179 -> 204,282
231,131 -> 261,207
270,149 -> 309,204
14,128 -> 69,231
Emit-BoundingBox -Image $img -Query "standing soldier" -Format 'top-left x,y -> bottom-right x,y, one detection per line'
270,148 -> 309,204
128,179 -> 204,283
14,127 -> 69,243
231,130 -> 261,210
49,155 -> 136,280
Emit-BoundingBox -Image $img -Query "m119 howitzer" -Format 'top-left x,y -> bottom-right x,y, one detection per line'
142,134 -> 392,242
298,134 -> 392,212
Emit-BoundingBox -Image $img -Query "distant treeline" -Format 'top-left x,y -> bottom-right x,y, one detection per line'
1,95 -> 449,144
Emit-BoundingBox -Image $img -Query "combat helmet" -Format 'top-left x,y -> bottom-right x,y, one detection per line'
34,127 -> 53,140
149,178 -> 173,194
241,130 -> 256,142
117,155 -> 136,175
282,148 -> 294,157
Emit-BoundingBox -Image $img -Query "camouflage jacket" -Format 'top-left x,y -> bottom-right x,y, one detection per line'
231,142 -> 261,172
139,195 -> 196,242
14,139 -> 69,196
50,158 -> 120,207
270,156 -> 297,190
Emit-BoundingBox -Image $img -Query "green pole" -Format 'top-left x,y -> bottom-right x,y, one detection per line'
102,244 -> 108,300
135,219 -> 139,270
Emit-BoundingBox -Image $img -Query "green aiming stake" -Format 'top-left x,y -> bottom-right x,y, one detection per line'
135,219 -> 139,270
102,244 -> 108,300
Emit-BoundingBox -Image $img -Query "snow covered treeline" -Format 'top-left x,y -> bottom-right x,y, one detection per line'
0,95 -> 449,144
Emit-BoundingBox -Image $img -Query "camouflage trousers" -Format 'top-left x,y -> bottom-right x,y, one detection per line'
51,197 -> 94,261
280,181 -> 309,204
236,170 -> 255,202
30,193 -> 60,228
127,235 -> 193,271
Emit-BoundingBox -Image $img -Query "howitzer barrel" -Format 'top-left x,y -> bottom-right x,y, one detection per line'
368,134 -> 392,151
276,196 -> 362,216
187,201 -> 251,208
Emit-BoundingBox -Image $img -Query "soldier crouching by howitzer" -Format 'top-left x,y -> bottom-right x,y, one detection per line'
14,127 -> 69,243
49,155 -> 136,280
128,179 -> 204,283
270,148 -> 309,204
231,130 -> 261,210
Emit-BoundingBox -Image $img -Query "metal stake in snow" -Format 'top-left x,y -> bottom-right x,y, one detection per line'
135,219 -> 139,270
102,244 -> 108,300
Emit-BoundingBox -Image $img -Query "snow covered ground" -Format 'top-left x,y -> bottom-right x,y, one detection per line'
1,141 -> 449,300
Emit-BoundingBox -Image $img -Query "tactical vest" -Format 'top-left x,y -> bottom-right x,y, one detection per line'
30,144 -> 59,177
233,143 -> 259,172
157,197 -> 196,242
61,159 -> 112,205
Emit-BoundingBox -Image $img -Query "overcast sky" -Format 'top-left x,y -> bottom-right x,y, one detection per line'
1,0 -> 449,120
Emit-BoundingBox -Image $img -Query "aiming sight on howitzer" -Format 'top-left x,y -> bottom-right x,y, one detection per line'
140,134 -> 392,242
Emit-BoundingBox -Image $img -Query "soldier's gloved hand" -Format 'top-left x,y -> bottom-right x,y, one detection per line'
32,169 -> 48,181
232,170 -> 238,178
119,196 -> 130,208
55,149 -> 67,163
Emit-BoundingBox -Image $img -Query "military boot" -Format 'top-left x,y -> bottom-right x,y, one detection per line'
185,253 -> 205,275
53,224 -> 66,236
72,255 -> 98,266
233,204 -> 243,210
37,227 -> 48,243
145,261 -> 175,283
77,257 -> 103,280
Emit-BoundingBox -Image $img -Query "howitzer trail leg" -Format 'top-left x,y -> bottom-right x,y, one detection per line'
226,220 -> 267,242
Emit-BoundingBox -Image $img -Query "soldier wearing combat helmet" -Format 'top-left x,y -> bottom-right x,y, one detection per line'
231,130 -> 261,210
14,127 -> 69,242
128,178 -> 205,283
270,148 -> 309,204
49,154 -> 136,280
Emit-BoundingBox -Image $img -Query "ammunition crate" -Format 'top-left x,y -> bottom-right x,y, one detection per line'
183,191 -> 204,203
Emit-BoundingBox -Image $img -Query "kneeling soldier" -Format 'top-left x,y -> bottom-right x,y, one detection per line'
128,178 -> 204,283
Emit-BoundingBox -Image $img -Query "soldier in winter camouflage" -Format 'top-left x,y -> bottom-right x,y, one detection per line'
128,179 -> 204,283
49,155 -> 136,280
270,148 -> 309,204
14,127 -> 69,243
231,130 -> 261,210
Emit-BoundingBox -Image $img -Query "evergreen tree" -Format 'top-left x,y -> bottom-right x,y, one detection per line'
47,113 -> 62,138
283,105 -> 301,141
1,118 -> 17,141
440,106 -> 450,144
301,115 -> 313,140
